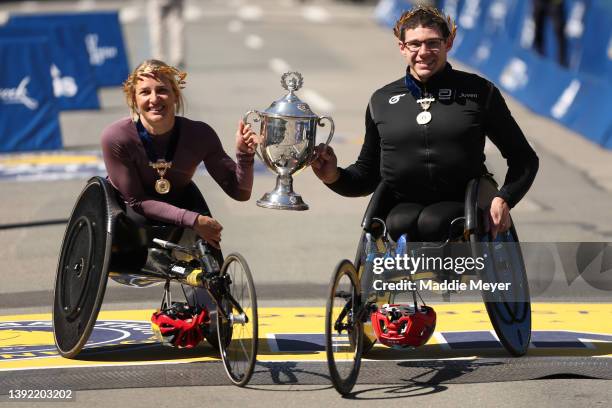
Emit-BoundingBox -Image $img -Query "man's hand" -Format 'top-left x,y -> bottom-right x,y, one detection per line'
194,215 -> 223,249
489,197 -> 511,240
312,143 -> 340,184
235,120 -> 261,155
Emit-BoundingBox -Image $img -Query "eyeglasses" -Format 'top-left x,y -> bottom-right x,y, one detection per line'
401,38 -> 445,52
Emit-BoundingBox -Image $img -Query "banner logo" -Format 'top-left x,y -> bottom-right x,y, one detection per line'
85,34 -> 118,66
500,58 -> 529,91
50,65 -> 78,98
0,77 -> 39,110
551,79 -> 581,119
458,0 -> 481,29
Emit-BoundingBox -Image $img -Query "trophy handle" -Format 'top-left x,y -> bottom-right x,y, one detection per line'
317,116 -> 335,148
243,110 -> 264,162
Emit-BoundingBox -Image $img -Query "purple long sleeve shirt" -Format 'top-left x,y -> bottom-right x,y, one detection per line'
101,117 -> 254,227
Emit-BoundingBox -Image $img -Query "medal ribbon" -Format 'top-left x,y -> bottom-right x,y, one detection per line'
136,118 -> 181,164
404,73 -> 423,100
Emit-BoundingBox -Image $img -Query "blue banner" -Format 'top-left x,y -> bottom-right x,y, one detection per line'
375,0 -> 414,28
8,11 -> 129,87
0,38 -> 62,152
578,0 -> 612,81
438,0 -> 612,148
0,25 -> 99,111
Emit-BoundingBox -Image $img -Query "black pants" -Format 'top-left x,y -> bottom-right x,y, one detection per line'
123,183 -> 222,312
367,185 -> 465,242
386,201 -> 465,242
533,0 -> 567,67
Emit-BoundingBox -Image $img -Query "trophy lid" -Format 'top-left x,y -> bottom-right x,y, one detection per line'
263,72 -> 317,118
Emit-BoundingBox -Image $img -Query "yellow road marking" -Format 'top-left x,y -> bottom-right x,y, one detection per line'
0,154 -> 100,166
0,304 -> 610,370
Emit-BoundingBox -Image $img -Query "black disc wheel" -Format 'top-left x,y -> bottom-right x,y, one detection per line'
216,253 -> 258,386
325,259 -> 363,395
470,225 -> 531,356
53,178 -> 112,358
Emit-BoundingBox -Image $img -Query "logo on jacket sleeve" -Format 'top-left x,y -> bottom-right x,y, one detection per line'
389,93 -> 406,104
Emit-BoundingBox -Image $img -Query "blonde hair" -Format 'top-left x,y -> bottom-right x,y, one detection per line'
122,59 -> 187,118
393,6 -> 457,42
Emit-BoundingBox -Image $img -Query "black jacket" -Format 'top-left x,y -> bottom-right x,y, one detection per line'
328,63 -> 539,208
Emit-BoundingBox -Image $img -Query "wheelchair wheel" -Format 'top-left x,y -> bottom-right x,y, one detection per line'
53,177 -> 114,358
325,259 -> 363,395
354,233 -> 376,354
470,225 -> 531,356
216,253 -> 258,386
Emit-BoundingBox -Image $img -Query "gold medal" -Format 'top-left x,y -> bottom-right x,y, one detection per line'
155,178 -> 171,194
150,160 -> 172,194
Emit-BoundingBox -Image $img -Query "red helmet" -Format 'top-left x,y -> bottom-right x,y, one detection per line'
371,304 -> 436,348
151,303 -> 209,348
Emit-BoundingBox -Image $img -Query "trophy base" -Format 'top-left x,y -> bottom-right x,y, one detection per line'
256,175 -> 309,211
256,192 -> 309,211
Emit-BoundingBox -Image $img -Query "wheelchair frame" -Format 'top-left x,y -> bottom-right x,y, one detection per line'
52,177 -> 258,387
325,175 -> 532,395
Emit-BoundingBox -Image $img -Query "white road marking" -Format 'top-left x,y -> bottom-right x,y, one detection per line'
238,4 -> 263,21
301,88 -> 335,113
432,332 -> 452,350
19,1 -> 38,11
245,34 -> 264,49
119,6 -> 140,24
301,5 -> 331,23
77,0 -> 96,11
269,58 -> 291,75
228,0 -> 245,8
184,4 -> 203,22
228,19 -> 244,33
266,334 -> 280,353
278,0 -> 297,7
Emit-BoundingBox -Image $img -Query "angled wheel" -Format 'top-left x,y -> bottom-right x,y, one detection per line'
325,259 -> 363,395
216,253 -> 258,386
466,176 -> 531,356
53,177 -> 115,358
471,226 -> 531,356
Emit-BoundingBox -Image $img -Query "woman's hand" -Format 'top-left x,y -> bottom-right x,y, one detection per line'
235,120 -> 262,155
193,215 -> 223,249
489,197 -> 511,240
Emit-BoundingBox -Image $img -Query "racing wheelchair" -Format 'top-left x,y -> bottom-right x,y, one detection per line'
52,176 -> 258,386
325,175 -> 531,395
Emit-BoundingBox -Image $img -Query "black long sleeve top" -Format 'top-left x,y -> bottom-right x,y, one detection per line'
328,63 -> 539,208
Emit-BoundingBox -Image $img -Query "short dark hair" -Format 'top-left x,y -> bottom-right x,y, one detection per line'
393,6 -> 455,42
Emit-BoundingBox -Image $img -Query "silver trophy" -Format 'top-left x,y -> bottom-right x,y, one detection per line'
244,72 -> 334,210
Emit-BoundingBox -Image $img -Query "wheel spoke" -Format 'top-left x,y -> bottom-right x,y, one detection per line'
326,260 -> 362,395
217,254 -> 258,386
